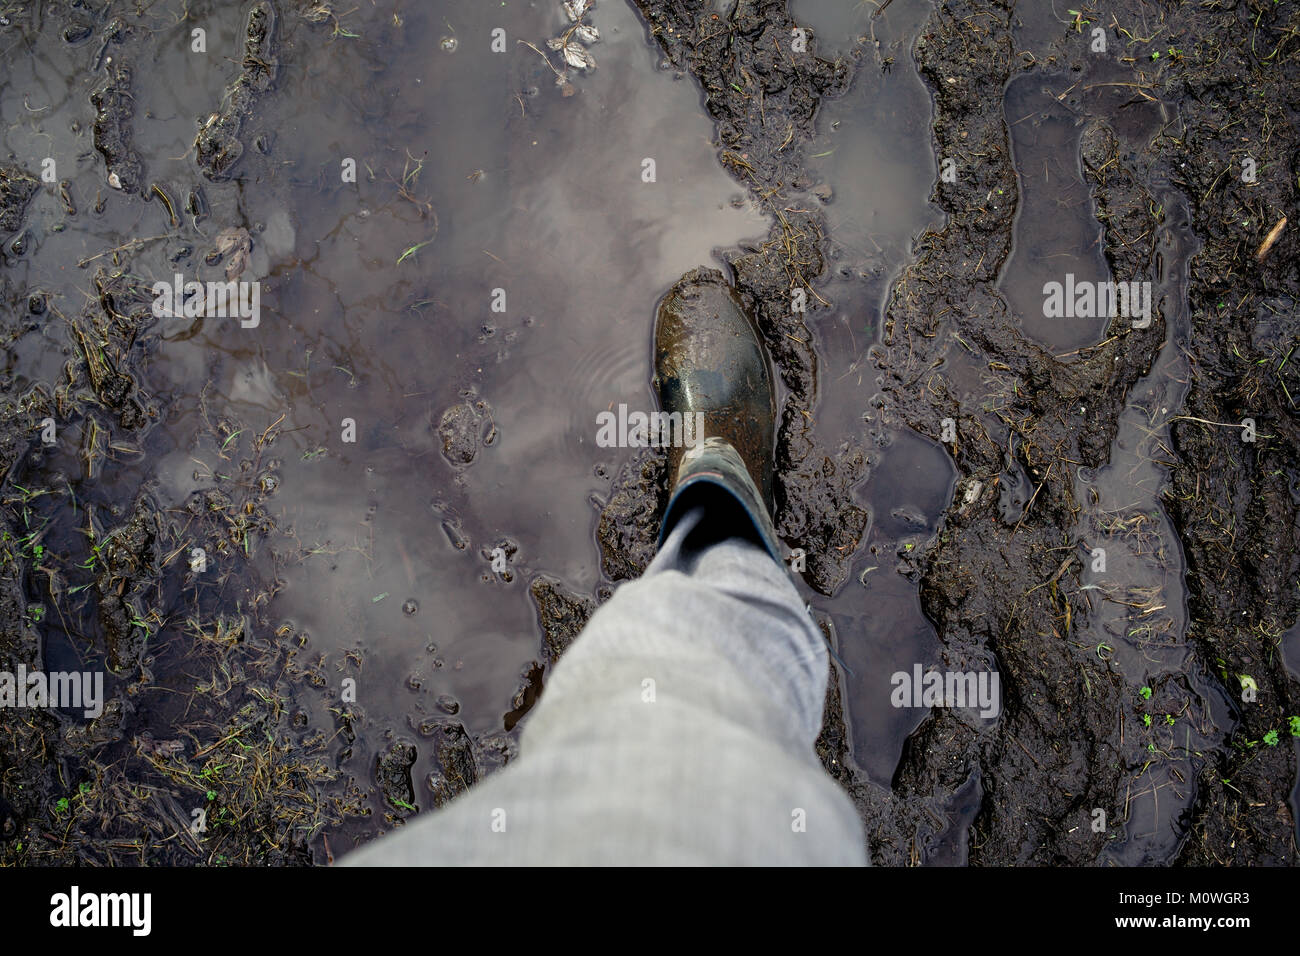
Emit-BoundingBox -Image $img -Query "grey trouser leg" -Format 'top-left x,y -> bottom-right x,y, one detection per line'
344,505 -> 867,865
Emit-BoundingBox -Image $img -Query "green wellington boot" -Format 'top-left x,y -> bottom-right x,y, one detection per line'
653,267 -> 782,561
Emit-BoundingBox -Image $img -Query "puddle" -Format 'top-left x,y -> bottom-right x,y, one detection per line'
1000,64 -> 1169,351
802,0 -> 940,447
5,0 -> 767,843
228,0 -> 767,832
1283,620 -> 1300,848
6,0 -> 1283,867
788,0 -> 883,57
800,0 -> 938,401
924,768 -> 982,865
2,0 -> 953,857
786,0 -> 954,791
1065,186 -> 1224,864
813,427 -> 954,785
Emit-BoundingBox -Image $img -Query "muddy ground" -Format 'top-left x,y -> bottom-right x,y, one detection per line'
602,0 -> 1300,866
1,0 -> 1298,865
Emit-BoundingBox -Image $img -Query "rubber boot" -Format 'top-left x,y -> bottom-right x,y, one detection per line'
653,267 -> 782,562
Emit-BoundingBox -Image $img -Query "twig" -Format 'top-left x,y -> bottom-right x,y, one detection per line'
517,39 -> 563,78
1256,215 -> 1287,261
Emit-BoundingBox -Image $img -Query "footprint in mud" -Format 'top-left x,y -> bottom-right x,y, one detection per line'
226,357 -> 284,408
431,499 -> 470,552
888,505 -> 929,531
997,461 -> 1033,525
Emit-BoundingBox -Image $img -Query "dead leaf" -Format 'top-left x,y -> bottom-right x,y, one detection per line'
212,226 -> 252,280
563,45 -> 596,71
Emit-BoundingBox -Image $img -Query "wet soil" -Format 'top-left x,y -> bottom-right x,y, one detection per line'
1,0 -> 1297,867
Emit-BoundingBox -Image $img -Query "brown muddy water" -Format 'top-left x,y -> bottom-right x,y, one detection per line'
2,0 -> 959,858
2,0 -> 1297,866
788,0 -> 954,788
196,0 -> 772,828
4,0 -> 775,856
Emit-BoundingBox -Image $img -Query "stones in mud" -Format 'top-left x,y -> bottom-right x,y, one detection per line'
195,1 -> 279,181
91,65 -> 144,193
0,165 -> 38,235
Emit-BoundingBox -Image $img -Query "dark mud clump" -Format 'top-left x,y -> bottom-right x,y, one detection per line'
65,270 -> 156,427
862,0 -> 1298,864
1152,1 -> 1300,864
91,62 -> 144,193
376,740 -> 418,815
94,493 -> 163,673
0,165 -> 39,234
596,448 -> 664,582
437,397 -> 495,466
530,576 -> 595,665
424,722 -> 478,809
437,403 -> 480,464
195,1 -> 279,180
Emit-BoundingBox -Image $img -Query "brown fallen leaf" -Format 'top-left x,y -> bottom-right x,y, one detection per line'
211,225 -> 252,280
